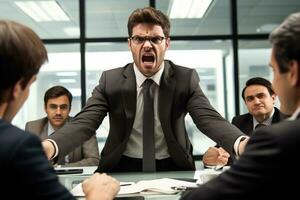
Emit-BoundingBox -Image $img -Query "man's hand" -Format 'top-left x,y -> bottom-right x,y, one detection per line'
42,140 -> 55,160
238,137 -> 249,156
82,173 -> 120,200
202,147 -> 230,166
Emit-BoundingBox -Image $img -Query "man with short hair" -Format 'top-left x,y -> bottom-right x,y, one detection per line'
202,77 -> 287,166
42,7 -> 247,173
181,12 -> 300,199
25,85 -> 99,166
0,19 -> 119,199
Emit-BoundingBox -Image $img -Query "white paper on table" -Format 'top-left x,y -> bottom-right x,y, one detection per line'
71,178 -> 198,196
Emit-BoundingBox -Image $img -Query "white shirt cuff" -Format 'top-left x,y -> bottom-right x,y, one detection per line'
46,139 -> 59,159
233,136 -> 249,157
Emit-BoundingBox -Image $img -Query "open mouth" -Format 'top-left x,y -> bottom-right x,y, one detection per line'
142,54 -> 155,63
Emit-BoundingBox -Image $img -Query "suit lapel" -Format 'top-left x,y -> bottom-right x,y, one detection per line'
159,61 -> 176,140
245,114 -> 254,136
121,64 -> 137,135
271,107 -> 281,123
40,118 -> 49,140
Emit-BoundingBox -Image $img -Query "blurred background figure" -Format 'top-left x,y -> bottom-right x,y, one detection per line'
26,85 -> 99,167
203,77 -> 287,166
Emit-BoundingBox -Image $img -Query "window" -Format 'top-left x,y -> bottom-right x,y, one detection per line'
12,44 -> 81,129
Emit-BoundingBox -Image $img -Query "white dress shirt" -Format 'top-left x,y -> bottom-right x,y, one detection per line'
123,63 -> 170,159
252,108 -> 275,130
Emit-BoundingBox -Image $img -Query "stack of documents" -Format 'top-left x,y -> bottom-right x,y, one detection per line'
71,178 -> 198,196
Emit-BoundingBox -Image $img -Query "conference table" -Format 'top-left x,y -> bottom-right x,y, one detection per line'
58,162 -> 224,200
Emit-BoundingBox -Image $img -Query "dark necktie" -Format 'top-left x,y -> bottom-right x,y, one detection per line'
142,79 -> 156,172
255,123 -> 266,129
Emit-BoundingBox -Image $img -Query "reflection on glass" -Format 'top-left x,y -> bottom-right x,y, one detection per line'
0,0 -> 80,39
157,0 -> 231,35
86,0 -> 148,38
237,0 -> 300,34
12,44 -> 81,129
238,40 -> 274,114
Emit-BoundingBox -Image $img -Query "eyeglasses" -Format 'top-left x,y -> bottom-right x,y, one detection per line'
129,35 -> 166,45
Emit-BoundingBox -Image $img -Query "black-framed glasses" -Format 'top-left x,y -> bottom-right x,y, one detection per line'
129,35 -> 166,45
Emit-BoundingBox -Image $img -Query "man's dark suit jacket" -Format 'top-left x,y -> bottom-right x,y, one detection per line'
181,115 -> 300,200
50,60 -> 243,172
221,107 -> 287,165
231,107 -> 287,136
25,117 -> 99,166
0,119 -> 74,199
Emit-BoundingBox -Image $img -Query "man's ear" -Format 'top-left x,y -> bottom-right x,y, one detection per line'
165,37 -> 170,49
271,93 -> 277,102
288,60 -> 300,87
11,79 -> 23,100
128,38 -> 132,49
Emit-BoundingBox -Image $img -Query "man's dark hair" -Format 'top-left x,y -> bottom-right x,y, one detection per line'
127,7 -> 170,38
269,12 -> 300,73
0,20 -> 48,103
44,86 -> 73,107
241,77 -> 275,101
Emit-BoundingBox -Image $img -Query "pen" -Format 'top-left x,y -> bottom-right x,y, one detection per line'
120,184 -> 131,186
171,186 -> 198,191
120,183 -> 134,186
171,186 -> 187,191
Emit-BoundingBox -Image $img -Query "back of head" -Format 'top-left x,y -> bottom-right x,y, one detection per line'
0,20 -> 48,103
241,77 -> 275,101
44,85 -> 73,106
269,12 -> 300,73
127,7 -> 170,38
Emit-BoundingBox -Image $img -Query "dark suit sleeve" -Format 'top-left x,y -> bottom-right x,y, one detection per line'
13,133 -> 75,199
50,72 -> 109,157
64,134 -> 100,167
181,129 -> 279,200
231,116 -> 238,126
186,69 -> 244,154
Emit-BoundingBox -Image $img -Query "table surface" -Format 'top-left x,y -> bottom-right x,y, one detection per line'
58,161 -> 225,199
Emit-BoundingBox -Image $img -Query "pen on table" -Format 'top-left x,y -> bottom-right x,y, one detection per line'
171,186 -> 198,191
120,183 -> 134,186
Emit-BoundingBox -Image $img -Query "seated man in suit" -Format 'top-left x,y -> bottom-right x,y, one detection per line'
181,12 -> 300,199
0,19 -> 119,199
26,85 -> 99,167
202,77 -> 287,166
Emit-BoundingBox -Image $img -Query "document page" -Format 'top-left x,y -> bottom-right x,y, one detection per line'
71,178 -> 198,196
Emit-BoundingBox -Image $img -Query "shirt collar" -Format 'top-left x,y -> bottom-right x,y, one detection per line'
133,62 -> 164,88
288,107 -> 300,120
47,121 -> 55,136
253,108 -> 275,129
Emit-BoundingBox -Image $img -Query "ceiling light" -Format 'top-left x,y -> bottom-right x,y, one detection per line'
63,27 -> 80,37
256,24 -> 279,33
15,1 -> 70,22
59,79 -> 76,83
169,0 -> 213,19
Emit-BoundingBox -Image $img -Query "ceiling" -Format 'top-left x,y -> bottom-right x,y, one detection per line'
0,0 -> 299,50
